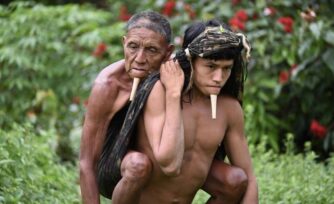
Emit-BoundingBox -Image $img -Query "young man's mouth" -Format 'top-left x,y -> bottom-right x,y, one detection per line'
208,86 -> 222,93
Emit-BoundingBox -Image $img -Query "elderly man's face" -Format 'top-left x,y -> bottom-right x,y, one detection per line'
123,27 -> 173,79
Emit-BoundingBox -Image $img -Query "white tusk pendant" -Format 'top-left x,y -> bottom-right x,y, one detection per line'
129,77 -> 140,101
210,94 -> 217,119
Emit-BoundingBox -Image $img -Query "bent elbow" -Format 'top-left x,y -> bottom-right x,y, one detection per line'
161,164 -> 181,177
155,151 -> 183,177
157,156 -> 182,177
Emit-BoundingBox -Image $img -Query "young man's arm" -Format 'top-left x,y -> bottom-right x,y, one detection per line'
224,98 -> 258,204
143,60 -> 184,176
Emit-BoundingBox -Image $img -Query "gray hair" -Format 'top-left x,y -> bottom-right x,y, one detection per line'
125,10 -> 172,44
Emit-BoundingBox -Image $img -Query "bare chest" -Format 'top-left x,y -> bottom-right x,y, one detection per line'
182,102 -> 227,154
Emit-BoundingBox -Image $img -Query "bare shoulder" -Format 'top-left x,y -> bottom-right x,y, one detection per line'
95,59 -> 126,84
219,95 -> 244,122
91,59 -> 126,97
87,59 -> 129,117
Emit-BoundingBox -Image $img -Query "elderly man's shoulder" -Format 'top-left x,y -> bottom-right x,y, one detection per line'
94,59 -> 127,84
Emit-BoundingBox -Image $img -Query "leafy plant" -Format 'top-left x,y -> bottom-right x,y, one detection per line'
0,2 -> 126,161
252,136 -> 334,203
0,124 -> 80,203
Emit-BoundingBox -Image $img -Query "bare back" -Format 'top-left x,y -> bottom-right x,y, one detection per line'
135,82 -> 242,204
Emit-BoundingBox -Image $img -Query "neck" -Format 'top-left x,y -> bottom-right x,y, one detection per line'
183,86 -> 211,102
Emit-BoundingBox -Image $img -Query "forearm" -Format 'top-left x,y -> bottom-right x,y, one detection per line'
241,175 -> 258,204
80,163 -> 100,204
158,91 -> 184,174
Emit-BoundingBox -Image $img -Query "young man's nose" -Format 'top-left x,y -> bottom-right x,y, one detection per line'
134,49 -> 146,64
212,69 -> 223,83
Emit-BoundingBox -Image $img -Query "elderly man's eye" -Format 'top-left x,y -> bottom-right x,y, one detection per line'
127,43 -> 138,49
148,47 -> 158,53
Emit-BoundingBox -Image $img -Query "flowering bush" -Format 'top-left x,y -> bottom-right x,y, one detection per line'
153,0 -> 334,156
1,0 -> 333,159
215,0 -> 334,156
1,1 -> 334,202
0,2 -> 125,161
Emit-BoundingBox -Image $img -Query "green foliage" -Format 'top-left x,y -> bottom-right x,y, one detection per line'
0,124 -> 80,203
1,1 -> 334,202
1,124 -> 334,203
117,0 -> 334,154
193,137 -> 334,203
192,0 -> 334,154
252,136 -> 334,204
0,2 -> 126,161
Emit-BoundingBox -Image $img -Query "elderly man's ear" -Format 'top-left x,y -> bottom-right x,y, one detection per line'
164,44 -> 175,61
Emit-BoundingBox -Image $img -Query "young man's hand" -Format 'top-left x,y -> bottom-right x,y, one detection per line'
160,60 -> 184,96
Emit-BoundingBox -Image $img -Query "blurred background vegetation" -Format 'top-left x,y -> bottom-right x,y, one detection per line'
1,0 -> 333,203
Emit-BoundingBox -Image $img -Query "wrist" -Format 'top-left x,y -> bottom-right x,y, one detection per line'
165,89 -> 182,98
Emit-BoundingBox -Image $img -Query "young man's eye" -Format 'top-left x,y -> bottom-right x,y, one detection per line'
207,64 -> 215,69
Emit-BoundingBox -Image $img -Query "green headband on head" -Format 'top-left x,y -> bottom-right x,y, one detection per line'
185,25 -> 251,61
183,25 -> 251,93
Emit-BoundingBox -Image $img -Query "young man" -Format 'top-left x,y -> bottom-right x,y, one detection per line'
79,11 -> 174,204
124,19 -> 258,203
80,11 -> 248,204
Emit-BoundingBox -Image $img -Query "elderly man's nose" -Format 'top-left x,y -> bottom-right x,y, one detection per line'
135,49 -> 146,64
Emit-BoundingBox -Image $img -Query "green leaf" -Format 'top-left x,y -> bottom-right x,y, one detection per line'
298,39 -> 312,58
322,48 -> 334,75
309,22 -> 323,40
324,31 -> 334,46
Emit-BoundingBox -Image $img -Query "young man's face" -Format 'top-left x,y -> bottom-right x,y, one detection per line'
192,57 -> 234,96
123,27 -> 173,79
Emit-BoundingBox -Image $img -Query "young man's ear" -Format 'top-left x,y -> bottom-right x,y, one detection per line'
164,44 -> 175,61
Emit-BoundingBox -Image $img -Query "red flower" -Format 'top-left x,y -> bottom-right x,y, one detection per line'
310,120 -> 327,139
252,12 -> 259,20
92,43 -> 107,57
278,16 -> 294,33
162,0 -> 176,17
232,0 -> 241,6
229,17 -> 245,31
119,5 -> 131,21
72,96 -> 81,105
235,10 -> 248,22
184,3 -> 196,19
278,70 -> 289,84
